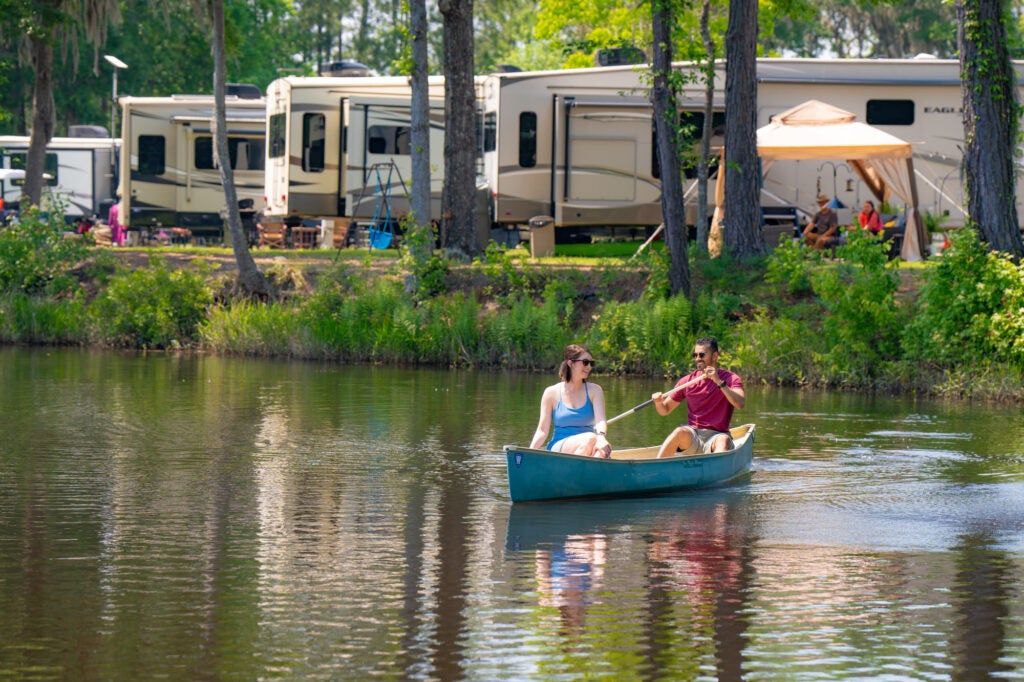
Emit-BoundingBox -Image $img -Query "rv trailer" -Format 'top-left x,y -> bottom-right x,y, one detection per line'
0,131 -> 119,226
481,57 -> 1024,235
118,87 -> 265,239
264,75 -> 448,227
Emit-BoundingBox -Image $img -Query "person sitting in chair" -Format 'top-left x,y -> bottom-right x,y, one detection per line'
802,194 -> 840,251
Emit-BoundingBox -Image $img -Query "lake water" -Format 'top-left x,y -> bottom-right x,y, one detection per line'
1,347 -> 1023,680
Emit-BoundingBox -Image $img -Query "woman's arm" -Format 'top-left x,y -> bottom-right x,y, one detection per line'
529,385 -> 556,448
589,384 -> 611,456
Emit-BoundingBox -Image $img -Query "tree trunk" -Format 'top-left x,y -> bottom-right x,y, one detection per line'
210,0 -> 269,296
409,0 -> 432,241
696,0 -> 715,253
439,0 -> 479,258
23,31 -> 56,208
958,0 -> 1024,257
652,0 -> 690,297
723,0 -> 765,259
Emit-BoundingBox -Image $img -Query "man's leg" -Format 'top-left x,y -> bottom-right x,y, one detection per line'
657,426 -> 696,458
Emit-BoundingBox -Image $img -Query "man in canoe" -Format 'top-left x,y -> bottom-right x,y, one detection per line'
651,336 -> 745,458
529,344 -> 612,458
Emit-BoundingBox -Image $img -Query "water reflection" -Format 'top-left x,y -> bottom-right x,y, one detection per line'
505,489 -> 757,677
952,531 -> 1016,678
4,348 -> 1024,679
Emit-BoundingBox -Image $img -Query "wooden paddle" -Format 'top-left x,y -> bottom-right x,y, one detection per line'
606,373 -> 709,425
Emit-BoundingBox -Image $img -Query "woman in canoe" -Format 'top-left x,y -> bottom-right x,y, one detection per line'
529,344 -> 612,458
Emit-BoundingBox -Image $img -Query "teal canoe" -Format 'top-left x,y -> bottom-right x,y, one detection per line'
504,423 -> 755,503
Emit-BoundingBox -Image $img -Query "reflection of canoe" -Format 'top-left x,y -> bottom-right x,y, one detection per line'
504,424 -> 755,503
505,486 -> 752,551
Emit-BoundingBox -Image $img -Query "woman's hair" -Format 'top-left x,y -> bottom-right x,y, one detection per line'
559,343 -> 590,382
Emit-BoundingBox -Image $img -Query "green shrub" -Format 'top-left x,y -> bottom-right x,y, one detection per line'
484,292 -> 567,368
0,207 -> 91,295
732,312 -> 823,385
588,294 -> 691,374
200,301 -> 301,356
810,229 -> 900,382
901,227 -> 1024,368
0,292 -> 89,344
765,235 -> 814,296
90,257 -> 214,348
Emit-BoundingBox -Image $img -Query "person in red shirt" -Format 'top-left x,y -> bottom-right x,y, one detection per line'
651,337 -> 745,458
858,200 -> 883,235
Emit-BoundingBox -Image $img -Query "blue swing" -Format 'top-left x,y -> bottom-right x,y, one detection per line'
367,165 -> 395,250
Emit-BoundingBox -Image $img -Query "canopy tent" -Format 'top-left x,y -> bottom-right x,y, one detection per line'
711,99 -> 927,261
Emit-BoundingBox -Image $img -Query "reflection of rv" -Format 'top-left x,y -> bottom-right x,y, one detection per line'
0,131 -> 119,226
118,86 -> 265,237
263,75 -> 448,225
481,58 -> 1024,232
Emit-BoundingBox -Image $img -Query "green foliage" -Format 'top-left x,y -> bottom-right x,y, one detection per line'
810,230 -> 900,381
90,257 -> 214,348
902,227 -> 1024,368
399,219 -> 450,299
484,293 -> 568,368
587,294 -> 691,374
689,249 -> 763,344
639,247 -> 672,301
475,242 -> 536,299
199,301 -> 300,356
765,235 -> 813,296
732,312 -> 822,386
0,207 -> 91,295
0,293 -> 89,345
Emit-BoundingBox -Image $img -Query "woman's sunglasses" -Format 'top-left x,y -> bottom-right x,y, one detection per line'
576,359 -> 596,367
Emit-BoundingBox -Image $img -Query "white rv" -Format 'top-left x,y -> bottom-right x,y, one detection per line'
118,87 -> 265,237
264,75 -> 448,226
481,57 -> 1024,232
0,131 -> 119,226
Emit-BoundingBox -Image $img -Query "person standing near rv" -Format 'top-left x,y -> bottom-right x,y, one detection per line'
107,190 -> 125,246
650,337 -> 744,459
802,194 -> 840,250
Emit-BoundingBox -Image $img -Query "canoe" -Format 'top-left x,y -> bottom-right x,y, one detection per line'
504,423 -> 755,503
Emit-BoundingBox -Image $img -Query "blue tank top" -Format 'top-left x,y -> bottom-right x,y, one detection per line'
548,383 -> 595,450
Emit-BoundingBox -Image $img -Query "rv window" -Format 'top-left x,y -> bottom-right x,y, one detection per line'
194,137 -> 266,171
269,113 -> 286,158
484,112 -> 497,153
302,113 -> 326,172
8,153 -> 59,186
368,126 -> 411,155
139,135 -> 166,175
195,137 -> 216,169
240,138 -> 266,171
866,100 -> 915,126
519,112 -> 536,168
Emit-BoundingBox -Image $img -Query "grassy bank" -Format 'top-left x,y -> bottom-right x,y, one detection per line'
1,210 -> 1022,402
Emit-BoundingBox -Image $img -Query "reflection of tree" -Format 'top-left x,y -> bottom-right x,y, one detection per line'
951,532 -> 1013,679
535,534 -> 608,640
644,502 -> 753,679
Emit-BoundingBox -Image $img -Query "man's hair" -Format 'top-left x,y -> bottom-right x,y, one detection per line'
695,336 -> 719,353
